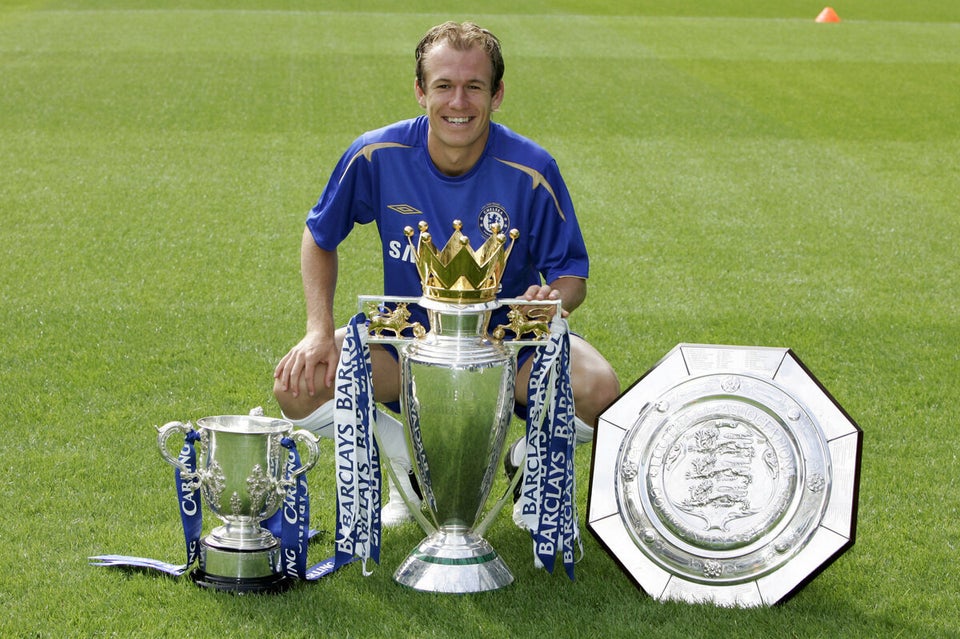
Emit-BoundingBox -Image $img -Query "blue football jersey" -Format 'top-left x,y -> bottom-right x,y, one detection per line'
306,116 -> 588,328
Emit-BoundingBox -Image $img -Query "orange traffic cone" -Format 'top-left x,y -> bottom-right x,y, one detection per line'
815,7 -> 841,22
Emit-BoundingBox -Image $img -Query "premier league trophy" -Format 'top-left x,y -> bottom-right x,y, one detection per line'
157,414 -> 319,592
360,221 -> 559,593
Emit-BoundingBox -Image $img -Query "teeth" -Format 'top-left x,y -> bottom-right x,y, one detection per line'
447,117 -> 469,124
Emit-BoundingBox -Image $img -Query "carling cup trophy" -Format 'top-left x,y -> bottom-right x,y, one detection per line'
361,221 -> 559,593
157,414 -> 319,593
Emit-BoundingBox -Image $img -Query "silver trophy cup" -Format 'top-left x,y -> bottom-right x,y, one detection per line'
157,414 -> 319,593
362,222 -> 557,593
393,298 -> 517,593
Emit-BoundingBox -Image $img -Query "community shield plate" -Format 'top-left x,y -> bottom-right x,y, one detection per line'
588,344 -> 862,607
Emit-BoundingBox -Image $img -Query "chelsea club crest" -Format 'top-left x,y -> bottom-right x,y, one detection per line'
478,203 -> 510,238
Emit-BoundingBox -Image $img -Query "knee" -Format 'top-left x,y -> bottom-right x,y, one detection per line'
272,376 -> 290,408
595,362 -> 622,407
575,359 -> 620,425
272,376 -> 330,421
272,377 -> 297,418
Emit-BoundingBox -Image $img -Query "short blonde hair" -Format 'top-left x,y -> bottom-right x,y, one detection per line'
415,21 -> 504,93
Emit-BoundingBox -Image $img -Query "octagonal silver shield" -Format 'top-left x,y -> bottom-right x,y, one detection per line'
588,344 -> 862,607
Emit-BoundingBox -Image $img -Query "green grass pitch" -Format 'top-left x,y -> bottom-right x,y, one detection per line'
1,1 -> 958,637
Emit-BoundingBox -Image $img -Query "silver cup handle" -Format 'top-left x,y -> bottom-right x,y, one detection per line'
156,421 -> 200,487
286,429 -> 320,480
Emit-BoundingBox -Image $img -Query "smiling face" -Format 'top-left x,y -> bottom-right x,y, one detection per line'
415,41 -> 505,176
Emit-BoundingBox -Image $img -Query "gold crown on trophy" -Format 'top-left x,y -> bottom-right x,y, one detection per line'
404,220 -> 519,303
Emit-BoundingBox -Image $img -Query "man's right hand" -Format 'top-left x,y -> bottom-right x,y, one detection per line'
273,330 -> 340,399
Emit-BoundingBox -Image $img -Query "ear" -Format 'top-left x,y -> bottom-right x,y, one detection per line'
491,81 -> 505,112
415,79 -> 426,108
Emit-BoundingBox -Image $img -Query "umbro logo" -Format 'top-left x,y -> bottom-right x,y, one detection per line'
387,204 -> 423,215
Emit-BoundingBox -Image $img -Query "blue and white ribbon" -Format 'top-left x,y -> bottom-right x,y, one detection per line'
333,312 -> 382,574
516,319 -> 581,579
279,437 -> 312,579
269,436 -> 345,581
177,429 -> 203,569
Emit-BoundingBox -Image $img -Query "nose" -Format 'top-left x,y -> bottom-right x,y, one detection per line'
449,86 -> 468,108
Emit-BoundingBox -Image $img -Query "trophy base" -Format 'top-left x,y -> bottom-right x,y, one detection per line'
191,538 -> 291,594
394,529 -> 514,593
189,567 -> 291,594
